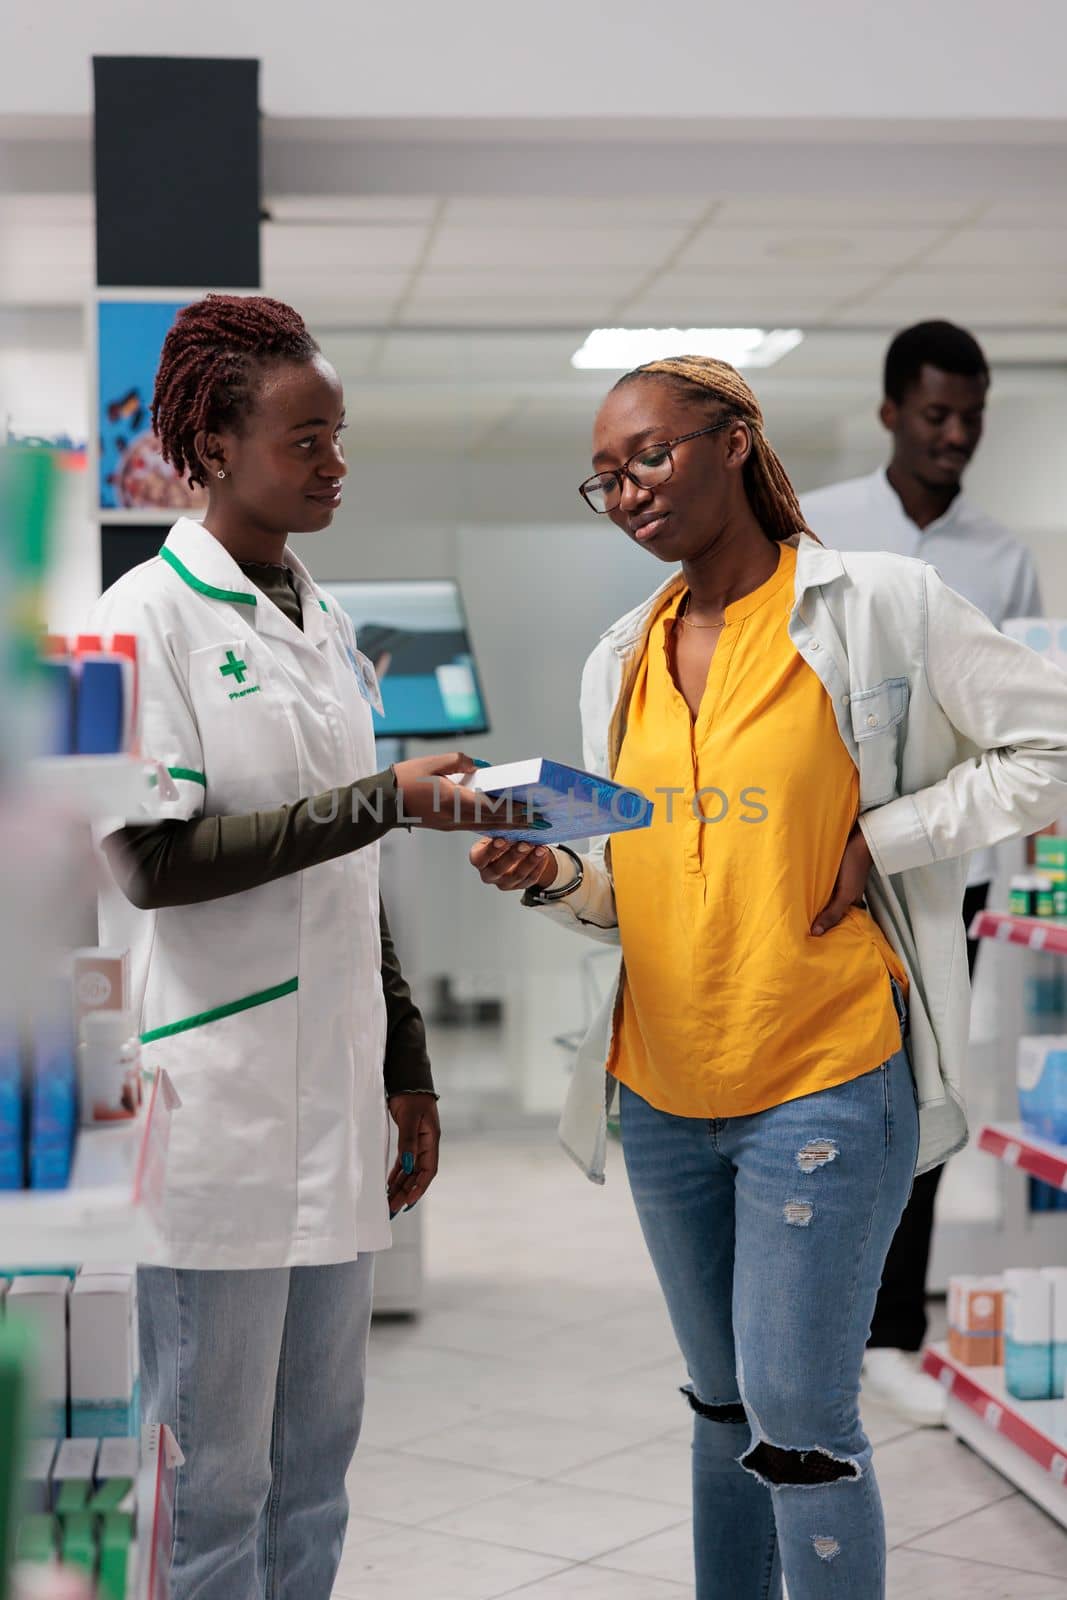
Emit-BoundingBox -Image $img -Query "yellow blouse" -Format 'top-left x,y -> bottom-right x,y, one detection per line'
609,542 -> 907,1119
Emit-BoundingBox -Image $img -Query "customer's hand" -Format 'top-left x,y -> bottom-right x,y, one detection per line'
812,824 -> 873,936
469,837 -> 558,893
393,753 -> 536,833
387,1093 -> 441,1215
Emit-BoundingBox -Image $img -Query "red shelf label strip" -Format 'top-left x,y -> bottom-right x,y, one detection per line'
922,1350 -> 1067,1485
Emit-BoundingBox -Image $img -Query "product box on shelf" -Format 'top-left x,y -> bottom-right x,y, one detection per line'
1005,1268 -> 1054,1401
35,633 -> 140,758
91,1437 -> 138,1513
1017,1036 -> 1067,1145
52,1438 -> 99,1514
28,1005 -> 78,1191
0,1019 -> 24,1190
70,1272 -> 139,1438
5,1277 -> 70,1434
20,1441 -> 57,1515
1043,1266 -> 1067,1399
948,1276 -> 1004,1367
71,949 -> 130,1031
1003,617 -> 1067,673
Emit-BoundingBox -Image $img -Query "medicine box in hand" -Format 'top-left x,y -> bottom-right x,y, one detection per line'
455,758 -> 653,845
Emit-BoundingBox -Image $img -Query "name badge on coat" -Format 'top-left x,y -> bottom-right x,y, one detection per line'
347,645 -> 384,716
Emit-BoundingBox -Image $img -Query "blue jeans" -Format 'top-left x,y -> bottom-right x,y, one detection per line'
138,1256 -> 376,1600
620,1045 -> 918,1600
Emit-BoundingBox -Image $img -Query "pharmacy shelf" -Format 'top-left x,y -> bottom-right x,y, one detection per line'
0,1072 -> 175,1269
922,1344 -> 1067,1527
971,909 -> 1067,956
24,754 -> 157,821
134,1424 -> 183,1600
978,1122 -> 1067,1191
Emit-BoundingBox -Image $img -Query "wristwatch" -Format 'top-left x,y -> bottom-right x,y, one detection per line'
523,844 -> 585,906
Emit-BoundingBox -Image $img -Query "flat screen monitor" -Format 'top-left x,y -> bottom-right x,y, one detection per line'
320,579 -> 490,740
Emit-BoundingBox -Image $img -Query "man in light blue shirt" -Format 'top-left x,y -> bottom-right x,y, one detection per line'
802,321 -> 1043,1427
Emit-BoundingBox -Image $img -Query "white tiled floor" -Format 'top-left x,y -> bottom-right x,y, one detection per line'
336,1131 -> 1067,1600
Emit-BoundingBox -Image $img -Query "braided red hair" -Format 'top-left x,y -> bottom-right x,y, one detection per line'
152,294 -> 319,489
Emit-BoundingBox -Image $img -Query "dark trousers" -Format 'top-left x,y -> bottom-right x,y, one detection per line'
868,881 -> 990,1351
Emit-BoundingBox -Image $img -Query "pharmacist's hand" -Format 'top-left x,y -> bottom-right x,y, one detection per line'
392,754 -> 537,833
387,1094 -> 441,1214
812,824 -> 873,936
469,837 -> 558,893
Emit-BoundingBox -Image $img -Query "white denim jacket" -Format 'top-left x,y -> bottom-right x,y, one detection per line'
530,535 -> 1067,1183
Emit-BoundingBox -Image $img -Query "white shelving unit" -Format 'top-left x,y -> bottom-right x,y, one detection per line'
927,910 -> 1067,1522
0,1072 -> 175,1269
24,754 -> 160,821
922,1345 -> 1067,1527
133,1424 -> 183,1600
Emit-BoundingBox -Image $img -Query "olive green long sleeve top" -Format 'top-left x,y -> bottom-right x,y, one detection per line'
102,560 -> 434,1097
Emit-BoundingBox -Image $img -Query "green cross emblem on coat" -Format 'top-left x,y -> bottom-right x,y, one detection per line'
220,649 -> 248,685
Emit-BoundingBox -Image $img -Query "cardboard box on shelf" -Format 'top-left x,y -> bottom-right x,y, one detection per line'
71,950 -> 130,1029
69,1273 -> 138,1438
5,1277 -> 70,1435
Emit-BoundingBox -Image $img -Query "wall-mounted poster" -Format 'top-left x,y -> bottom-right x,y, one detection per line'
96,296 -> 207,519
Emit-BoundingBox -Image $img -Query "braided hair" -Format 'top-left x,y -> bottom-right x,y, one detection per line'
617,356 -> 814,544
152,294 -> 320,489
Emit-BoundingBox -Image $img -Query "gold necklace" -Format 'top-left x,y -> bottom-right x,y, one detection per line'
677,594 -> 726,630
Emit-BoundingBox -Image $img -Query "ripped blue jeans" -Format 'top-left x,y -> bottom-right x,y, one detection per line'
619,1038 -> 918,1600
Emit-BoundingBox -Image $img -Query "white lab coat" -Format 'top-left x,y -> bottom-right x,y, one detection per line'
92,519 -> 392,1269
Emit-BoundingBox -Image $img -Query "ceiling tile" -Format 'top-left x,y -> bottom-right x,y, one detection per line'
266,195 -> 439,224
424,225 -> 690,271
677,226 -> 946,270
263,222 -> 429,272
441,197 -> 711,227
711,196 -> 980,229
408,268 -> 645,302
922,229 -> 1067,268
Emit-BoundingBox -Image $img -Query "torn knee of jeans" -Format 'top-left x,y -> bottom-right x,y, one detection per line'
796,1138 -> 839,1175
680,1386 -> 747,1426
783,1199 -> 814,1227
812,1535 -> 841,1561
741,1441 -> 861,1487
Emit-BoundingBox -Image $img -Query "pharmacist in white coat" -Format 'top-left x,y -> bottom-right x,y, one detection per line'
91,296 -> 515,1600
801,319 -> 1043,1428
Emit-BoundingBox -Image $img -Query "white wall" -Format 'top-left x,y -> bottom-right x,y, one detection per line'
4,1 -> 1067,121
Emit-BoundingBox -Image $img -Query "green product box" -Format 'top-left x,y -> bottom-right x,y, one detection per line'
61,1510 -> 97,1572
15,1512 -> 57,1564
99,1510 -> 134,1600
89,1474 -> 135,1514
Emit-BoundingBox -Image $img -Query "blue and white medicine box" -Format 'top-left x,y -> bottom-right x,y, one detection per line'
1017,1036 -> 1067,1146
455,758 -> 653,846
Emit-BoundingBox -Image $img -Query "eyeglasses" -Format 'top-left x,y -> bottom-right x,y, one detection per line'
578,419 -> 736,514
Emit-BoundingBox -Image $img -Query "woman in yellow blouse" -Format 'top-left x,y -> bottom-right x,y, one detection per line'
470,355 -> 1067,1599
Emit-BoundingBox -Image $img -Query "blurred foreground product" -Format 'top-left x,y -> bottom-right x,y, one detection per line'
0,449 -> 57,777
10,1567 -> 93,1600
0,1319 -> 34,1600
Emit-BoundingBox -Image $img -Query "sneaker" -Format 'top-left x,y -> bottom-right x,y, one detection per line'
862,1347 -> 946,1427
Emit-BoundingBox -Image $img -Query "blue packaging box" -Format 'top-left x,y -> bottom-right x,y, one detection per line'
459,758 -> 653,846
29,1012 -> 77,1191
75,660 -> 125,755
1017,1036 -> 1067,1146
0,1021 -> 24,1190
